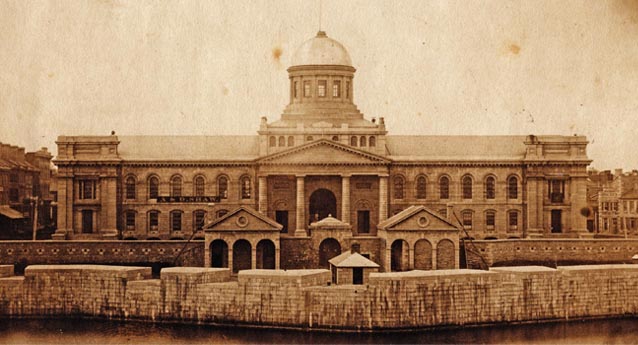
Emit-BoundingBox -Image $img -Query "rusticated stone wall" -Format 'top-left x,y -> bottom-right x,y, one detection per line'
1,264 -> 638,330
464,239 -> 638,269
0,241 -> 204,272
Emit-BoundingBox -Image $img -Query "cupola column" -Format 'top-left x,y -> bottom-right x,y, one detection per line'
294,175 -> 307,236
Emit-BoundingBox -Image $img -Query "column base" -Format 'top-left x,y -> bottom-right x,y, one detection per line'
293,228 -> 308,237
100,229 -> 119,239
51,230 -> 67,240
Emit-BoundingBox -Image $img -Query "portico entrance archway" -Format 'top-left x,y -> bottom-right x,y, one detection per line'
256,239 -> 276,269
210,239 -> 228,268
309,188 -> 337,223
319,238 -> 341,268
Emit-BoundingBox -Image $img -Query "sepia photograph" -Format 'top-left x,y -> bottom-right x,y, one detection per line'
1,0 -> 638,344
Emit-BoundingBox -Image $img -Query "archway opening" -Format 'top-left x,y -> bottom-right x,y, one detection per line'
436,239 -> 455,270
414,239 -> 433,270
309,188 -> 337,223
210,240 -> 228,268
319,238 -> 341,268
256,239 -> 276,269
232,239 -> 251,273
391,239 -> 409,272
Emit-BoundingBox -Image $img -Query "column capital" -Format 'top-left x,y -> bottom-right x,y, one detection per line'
378,174 -> 389,178
341,174 -> 352,178
295,174 -> 306,178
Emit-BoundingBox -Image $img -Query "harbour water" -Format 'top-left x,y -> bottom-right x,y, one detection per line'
0,317 -> 637,344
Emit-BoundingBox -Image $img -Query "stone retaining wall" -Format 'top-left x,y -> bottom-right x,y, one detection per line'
1,263 -> 638,330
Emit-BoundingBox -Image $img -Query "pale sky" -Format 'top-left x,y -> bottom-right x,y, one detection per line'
1,0 -> 637,170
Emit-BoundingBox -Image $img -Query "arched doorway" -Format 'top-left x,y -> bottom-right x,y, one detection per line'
309,189 -> 337,223
414,239 -> 433,270
436,239 -> 455,269
319,238 -> 341,268
391,239 -> 409,272
210,240 -> 228,268
256,239 -> 276,269
232,239 -> 252,273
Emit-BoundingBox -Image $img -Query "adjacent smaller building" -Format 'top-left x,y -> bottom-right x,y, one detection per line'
328,250 -> 379,285
0,143 -> 55,239
588,169 -> 638,236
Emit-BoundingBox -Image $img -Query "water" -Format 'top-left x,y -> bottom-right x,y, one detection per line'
0,317 -> 637,344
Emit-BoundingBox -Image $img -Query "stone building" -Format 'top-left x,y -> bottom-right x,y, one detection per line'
53,31 -> 591,271
593,169 -> 638,236
0,143 -> 55,239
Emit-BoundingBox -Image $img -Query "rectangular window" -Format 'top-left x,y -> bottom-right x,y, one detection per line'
148,212 -> 159,231
549,180 -> 564,203
317,80 -> 327,97
171,212 -> 182,231
333,80 -> 341,97
486,212 -> 495,230
194,211 -> 205,231
462,212 -> 472,230
357,210 -> 370,234
509,212 -> 518,231
303,81 -> 311,97
293,81 -> 299,98
9,174 -> 18,183
81,210 -> 93,234
125,211 -> 135,230
9,188 -> 19,202
345,81 -> 350,99
78,180 -> 96,200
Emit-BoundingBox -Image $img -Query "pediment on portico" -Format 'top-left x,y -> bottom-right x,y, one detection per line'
204,206 -> 282,232
257,139 -> 390,166
378,206 -> 459,232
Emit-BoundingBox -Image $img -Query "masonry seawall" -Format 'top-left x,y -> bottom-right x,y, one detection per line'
0,264 -> 637,331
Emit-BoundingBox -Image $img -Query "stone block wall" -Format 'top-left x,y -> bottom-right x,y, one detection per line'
1,264 -> 638,330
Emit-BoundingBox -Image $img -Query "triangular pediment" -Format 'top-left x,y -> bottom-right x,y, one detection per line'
204,206 -> 282,232
257,139 -> 390,165
378,206 -> 459,231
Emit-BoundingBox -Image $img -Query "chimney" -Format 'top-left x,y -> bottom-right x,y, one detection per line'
615,169 -> 623,177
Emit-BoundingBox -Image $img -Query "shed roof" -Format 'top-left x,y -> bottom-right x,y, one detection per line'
329,251 -> 380,268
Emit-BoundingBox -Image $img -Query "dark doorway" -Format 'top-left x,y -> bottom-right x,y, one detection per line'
551,210 -> 562,233
353,267 -> 363,285
309,189 -> 337,222
81,210 -> 93,234
210,240 -> 228,268
256,239 -> 276,269
319,238 -> 341,268
275,211 -> 288,234
357,210 -> 370,234
232,240 -> 252,273
391,239 -> 408,272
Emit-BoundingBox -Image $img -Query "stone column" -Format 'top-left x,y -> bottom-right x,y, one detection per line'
408,245 -> 414,270
294,175 -> 306,237
251,246 -> 257,270
275,246 -> 280,269
258,176 -> 267,214
52,174 -> 72,240
379,175 -> 388,222
341,175 -> 351,224
432,247 -> 438,270
385,247 -> 392,272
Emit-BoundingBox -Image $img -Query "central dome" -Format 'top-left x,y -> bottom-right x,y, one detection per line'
291,31 -> 352,67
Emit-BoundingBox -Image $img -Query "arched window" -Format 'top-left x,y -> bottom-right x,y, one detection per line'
360,136 -> 366,147
216,209 -> 229,218
350,136 -> 358,146
218,176 -> 228,199
485,210 -> 496,230
125,176 -> 136,200
462,210 -> 473,230
332,135 -> 339,141
194,176 -> 205,197
439,176 -> 450,199
393,176 -> 405,199
287,136 -> 294,146
278,136 -> 285,147
462,175 -> 473,199
241,176 -> 251,199
170,210 -> 182,231
485,176 -> 496,199
148,176 -> 159,199
171,176 -> 182,197
508,176 -> 518,199
416,176 -> 427,199
306,136 -> 313,141
269,136 -> 276,147
369,136 -> 376,147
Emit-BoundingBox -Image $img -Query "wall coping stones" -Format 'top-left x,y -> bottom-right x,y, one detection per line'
24,265 -> 152,280
238,269 -> 329,277
0,265 -> 14,278
370,269 -> 495,280
557,264 -> 638,271
160,267 -> 229,275
128,279 -> 161,288
490,266 -> 557,273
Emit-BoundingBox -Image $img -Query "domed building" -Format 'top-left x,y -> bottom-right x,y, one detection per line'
52,31 -> 591,272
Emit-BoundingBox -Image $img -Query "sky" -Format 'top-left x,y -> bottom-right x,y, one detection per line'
1,0 -> 637,170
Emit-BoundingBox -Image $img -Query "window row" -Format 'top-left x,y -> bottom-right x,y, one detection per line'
125,209 -> 230,232
350,136 -> 376,147
268,135 -> 377,148
460,210 -> 520,231
392,175 -> 519,200
124,175 -> 251,200
293,79 -> 351,99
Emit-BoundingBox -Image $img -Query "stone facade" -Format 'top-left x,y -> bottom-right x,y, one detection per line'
588,169 -> 638,236
53,30 -> 591,272
1,264 -> 638,330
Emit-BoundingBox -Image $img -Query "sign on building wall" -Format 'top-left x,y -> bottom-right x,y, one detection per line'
156,196 -> 221,203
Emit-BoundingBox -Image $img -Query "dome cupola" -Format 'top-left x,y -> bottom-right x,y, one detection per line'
291,31 -> 352,67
